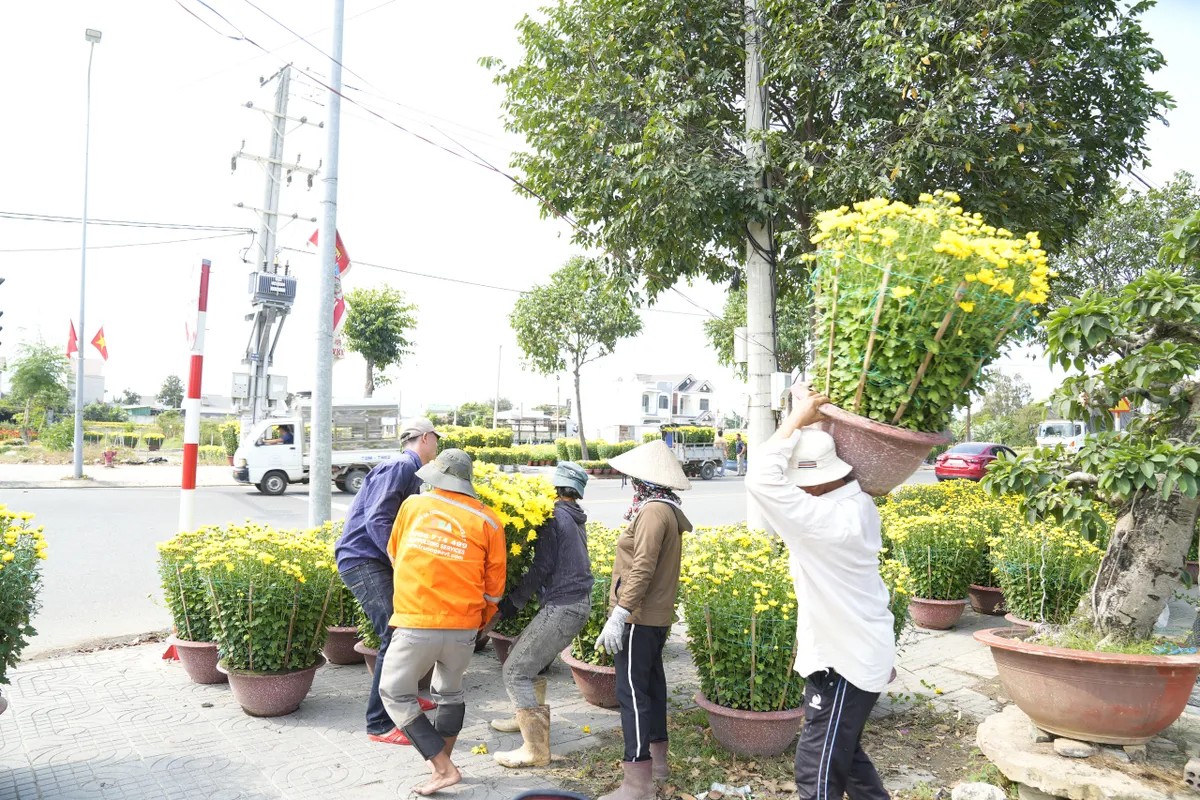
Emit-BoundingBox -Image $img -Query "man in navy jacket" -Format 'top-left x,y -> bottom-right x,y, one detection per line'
336,418 -> 441,743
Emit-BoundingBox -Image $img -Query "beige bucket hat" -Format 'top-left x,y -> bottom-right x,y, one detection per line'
787,428 -> 852,488
609,440 -> 692,491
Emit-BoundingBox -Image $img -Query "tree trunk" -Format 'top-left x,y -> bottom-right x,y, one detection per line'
574,366 -> 589,462
1088,386 -> 1200,642
364,359 -> 375,398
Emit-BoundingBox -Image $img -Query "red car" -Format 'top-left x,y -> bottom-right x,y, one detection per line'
934,442 -> 1017,482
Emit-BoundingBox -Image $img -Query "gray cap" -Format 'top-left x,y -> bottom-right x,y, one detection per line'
416,448 -> 476,498
552,461 -> 589,497
400,417 -> 441,444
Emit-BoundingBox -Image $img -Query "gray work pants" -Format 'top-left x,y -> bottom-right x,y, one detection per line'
378,627 -> 476,730
503,598 -> 591,708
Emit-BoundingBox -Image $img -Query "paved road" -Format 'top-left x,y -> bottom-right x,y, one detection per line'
0,469 -> 935,658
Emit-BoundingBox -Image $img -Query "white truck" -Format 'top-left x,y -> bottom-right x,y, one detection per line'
1035,419 -> 1090,453
232,399 -> 404,496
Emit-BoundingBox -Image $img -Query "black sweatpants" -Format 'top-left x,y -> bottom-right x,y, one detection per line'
614,623 -> 669,763
794,670 -> 889,800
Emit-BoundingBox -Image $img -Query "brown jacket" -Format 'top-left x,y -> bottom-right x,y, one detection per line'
609,501 -> 693,626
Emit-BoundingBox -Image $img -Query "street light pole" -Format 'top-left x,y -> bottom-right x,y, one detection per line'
74,28 -> 101,480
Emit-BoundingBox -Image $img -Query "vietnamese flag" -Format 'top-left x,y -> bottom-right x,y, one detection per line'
67,321 -> 79,358
91,327 -> 109,361
309,229 -> 352,329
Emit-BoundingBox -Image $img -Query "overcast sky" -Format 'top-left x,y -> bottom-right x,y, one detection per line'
2,0 -> 1198,419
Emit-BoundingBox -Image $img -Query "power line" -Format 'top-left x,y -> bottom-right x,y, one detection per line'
238,0 -> 374,88
0,231 -> 251,253
0,211 -> 253,233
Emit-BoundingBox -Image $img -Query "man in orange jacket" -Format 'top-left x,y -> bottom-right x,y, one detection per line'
377,448 -> 506,796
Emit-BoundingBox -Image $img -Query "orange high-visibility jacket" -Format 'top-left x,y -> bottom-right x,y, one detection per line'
387,488 -> 507,630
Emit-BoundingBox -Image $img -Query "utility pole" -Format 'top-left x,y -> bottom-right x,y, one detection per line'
74,29 -> 101,480
743,0 -> 776,526
493,345 -> 502,429
310,0 -> 345,527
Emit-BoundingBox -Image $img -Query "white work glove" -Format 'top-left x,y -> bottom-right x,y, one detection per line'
595,606 -> 631,656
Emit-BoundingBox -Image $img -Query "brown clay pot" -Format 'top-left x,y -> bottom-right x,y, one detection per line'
488,631 -> 518,665
168,636 -> 228,685
0,693 -> 8,717
218,656 -> 325,717
909,597 -> 968,630
694,691 -> 805,757
322,626 -> 365,665
354,641 -> 379,675
968,585 -> 1006,616
975,627 -> 1200,745
1187,561 -> 1199,583
1004,612 -> 1037,630
561,647 -> 618,708
814,404 -> 951,497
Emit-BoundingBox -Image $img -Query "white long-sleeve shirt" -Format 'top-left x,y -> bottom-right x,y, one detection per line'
745,432 -> 895,693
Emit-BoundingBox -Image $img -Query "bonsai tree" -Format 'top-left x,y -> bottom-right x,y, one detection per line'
986,217 -> 1200,643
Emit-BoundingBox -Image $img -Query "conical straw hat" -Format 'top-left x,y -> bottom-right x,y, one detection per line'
609,440 -> 692,491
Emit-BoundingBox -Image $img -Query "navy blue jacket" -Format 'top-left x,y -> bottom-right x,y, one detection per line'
335,449 -> 422,572
509,500 -> 594,609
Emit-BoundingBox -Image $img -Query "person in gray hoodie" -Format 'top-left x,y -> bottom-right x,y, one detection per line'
485,461 -> 594,769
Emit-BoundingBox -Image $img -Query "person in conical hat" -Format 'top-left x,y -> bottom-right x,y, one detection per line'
594,440 -> 693,800
745,388 -> 894,800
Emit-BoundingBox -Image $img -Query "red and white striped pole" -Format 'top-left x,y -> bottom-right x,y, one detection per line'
179,259 -> 211,534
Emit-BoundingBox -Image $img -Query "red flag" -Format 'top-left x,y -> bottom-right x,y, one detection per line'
309,229 -> 351,274
67,322 -> 79,358
91,327 -> 109,361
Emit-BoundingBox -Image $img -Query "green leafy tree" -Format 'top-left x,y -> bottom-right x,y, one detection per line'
118,388 -> 141,405
342,286 -> 418,397
985,266 -> 1200,642
979,372 -> 1033,422
157,375 -> 184,408
454,399 -> 513,428
9,338 -> 69,434
157,410 -> 183,441
488,0 -> 1169,344
1051,171 -> 1200,305
703,286 -> 808,380
510,257 -> 643,460
83,403 -> 127,423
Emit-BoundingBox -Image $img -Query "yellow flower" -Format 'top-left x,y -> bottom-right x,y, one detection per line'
958,302 -> 975,313
510,543 -> 523,557
582,726 -> 592,734
891,286 -> 915,300
1,552 -> 12,562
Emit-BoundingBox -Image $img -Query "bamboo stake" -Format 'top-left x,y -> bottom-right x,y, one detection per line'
824,268 -> 840,397
749,611 -> 758,709
853,264 -> 893,414
310,580 -> 336,655
248,581 -> 254,671
892,282 -> 968,425
175,566 -> 194,641
704,604 -> 719,705
777,636 -> 799,711
283,591 -> 300,671
939,306 -> 1026,414
206,576 -> 229,648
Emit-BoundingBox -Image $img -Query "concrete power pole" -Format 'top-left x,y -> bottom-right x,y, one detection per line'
743,0 -> 776,527
310,0 -> 345,527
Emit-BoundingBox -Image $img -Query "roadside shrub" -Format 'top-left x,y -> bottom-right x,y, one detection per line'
0,507 -> 48,684
40,420 -> 74,451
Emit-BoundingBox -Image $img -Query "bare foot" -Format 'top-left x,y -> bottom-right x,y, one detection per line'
412,764 -> 461,796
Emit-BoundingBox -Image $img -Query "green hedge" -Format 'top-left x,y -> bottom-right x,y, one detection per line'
437,426 -> 514,451
642,426 -> 716,444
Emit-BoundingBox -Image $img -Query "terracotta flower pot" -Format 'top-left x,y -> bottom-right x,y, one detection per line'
0,693 -> 8,717
975,627 -> 1200,745
322,626 -> 365,665
814,404 -> 952,497
694,691 -> 805,757
218,656 -> 325,717
1187,561 -> 1199,584
968,585 -> 1006,616
168,636 -> 228,685
1004,612 -> 1037,629
909,597 -> 968,630
561,647 -> 618,708
354,641 -> 379,675
488,630 -> 518,665
227,455 -> 235,466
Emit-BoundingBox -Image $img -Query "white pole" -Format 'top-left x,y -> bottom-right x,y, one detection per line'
310,0 -> 344,527
743,0 -> 775,526
74,31 -> 100,479
493,345 -> 501,429
179,260 -> 211,533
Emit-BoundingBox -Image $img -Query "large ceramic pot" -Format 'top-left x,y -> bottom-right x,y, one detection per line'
694,692 -> 805,757
1004,612 -> 1037,630
968,585 -> 1006,616
354,641 -> 379,675
488,631 -> 518,665
168,636 -> 228,685
561,647 -> 618,708
815,404 -> 952,497
322,626 -> 364,666
218,656 -> 325,717
975,627 -> 1200,745
908,597 -> 968,630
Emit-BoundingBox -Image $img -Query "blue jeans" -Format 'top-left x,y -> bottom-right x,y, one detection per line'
341,560 -> 395,735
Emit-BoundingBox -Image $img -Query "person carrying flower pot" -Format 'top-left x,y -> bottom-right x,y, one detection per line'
378,448 -> 507,796
335,418 -> 442,745
595,440 -> 693,800
745,388 -> 894,800
484,461 -> 594,769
